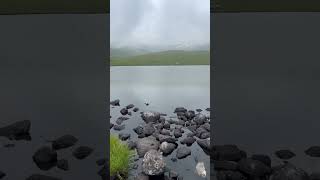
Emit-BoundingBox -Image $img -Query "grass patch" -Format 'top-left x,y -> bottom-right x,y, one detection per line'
110,134 -> 135,178
110,50 -> 210,66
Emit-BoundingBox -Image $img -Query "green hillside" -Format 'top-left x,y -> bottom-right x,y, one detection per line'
110,50 -> 210,66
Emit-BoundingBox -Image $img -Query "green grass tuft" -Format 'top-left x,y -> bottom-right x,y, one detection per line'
110,134 -> 135,177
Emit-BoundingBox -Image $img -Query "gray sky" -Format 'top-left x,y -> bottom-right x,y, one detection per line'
111,0 -> 210,49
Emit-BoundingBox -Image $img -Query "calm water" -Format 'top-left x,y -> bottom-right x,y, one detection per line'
213,13 -> 320,173
110,66 -> 210,180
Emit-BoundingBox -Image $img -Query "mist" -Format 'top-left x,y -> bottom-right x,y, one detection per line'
110,0 -> 210,50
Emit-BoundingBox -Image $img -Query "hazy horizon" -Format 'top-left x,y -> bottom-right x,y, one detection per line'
111,0 -> 210,51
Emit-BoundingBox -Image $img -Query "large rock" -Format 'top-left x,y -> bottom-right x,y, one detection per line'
197,139 -> 211,156
305,146 -> 320,157
174,107 -> 187,113
142,149 -> 166,176
26,174 -> 61,180
0,120 -> 31,140
275,149 -> 296,160
72,146 -> 93,159
270,163 -> 309,180
110,99 -> 120,106
32,146 -> 57,170
238,158 -> 271,177
141,112 -> 161,123
157,134 -> 177,143
160,142 -> 177,156
126,104 -> 134,109
120,108 -> 128,115
136,136 -> 160,157
52,135 -> 78,150
143,124 -> 155,136
176,147 -> 191,159
193,114 -> 206,125
180,137 -> 196,146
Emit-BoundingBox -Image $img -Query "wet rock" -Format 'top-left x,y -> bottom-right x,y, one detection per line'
136,136 -> 160,157
110,123 -> 114,129
187,125 -> 197,133
180,137 -> 196,146
213,145 -> 243,161
127,140 -> 136,150
216,170 -> 246,180
116,116 -> 129,125
119,133 -> 130,141
142,112 -> 161,123
199,132 -> 210,139
158,117 -> 166,124
175,120 -> 185,126
72,146 -> 93,159
160,142 -> 177,156
126,104 -> 134,109
158,134 -> 177,143
270,163 -> 309,180
174,107 -> 187,113
142,149 -> 166,176
275,149 -> 296,160
238,158 -> 271,177
128,112 -> 132,116
32,146 -> 57,170
251,154 -> 271,167
26,174 -> 61,180
163,123 -> 171,130
52,135 -> 78,150
197,139 -> 211,155
173,129 -> 183,138
0,120 -> 31,140
185,111 -> 196,120
57,159 -> 69,171
120,108 -> 128,115
113,124 -> 125,131
133,107 -> 139,112
196,109 -> 202,112
214,160 -> 239,170
205,108 -> 211,111
96,158 -> 106,166
143,124 -> 155,136
305,146 -> 320,157
0,171 -> 6,179
201,123 -> 210,132
160,129 -> 171,136
193,114 -> 206,125
133,126 -> 144,135
176,147 -> 191,159
110,99 -> 120,106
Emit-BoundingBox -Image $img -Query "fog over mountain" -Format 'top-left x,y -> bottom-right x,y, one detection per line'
111,0 -> 210,52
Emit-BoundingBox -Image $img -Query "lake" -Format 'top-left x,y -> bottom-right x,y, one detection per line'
110,65 -> 211,180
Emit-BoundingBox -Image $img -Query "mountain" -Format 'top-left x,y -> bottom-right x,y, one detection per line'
110,50 -> 209,66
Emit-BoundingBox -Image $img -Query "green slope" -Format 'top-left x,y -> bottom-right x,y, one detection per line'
110,50 -> 210,66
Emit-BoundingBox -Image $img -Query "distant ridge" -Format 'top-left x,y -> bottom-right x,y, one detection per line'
110,50 -> 209,66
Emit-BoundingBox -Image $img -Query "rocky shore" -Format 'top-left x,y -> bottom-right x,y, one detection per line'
110,99 -> 211,180
212,144 -> 320,180
0,120 -> 107,180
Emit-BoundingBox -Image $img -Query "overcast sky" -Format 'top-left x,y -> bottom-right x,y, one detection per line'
111,0 -> 210,49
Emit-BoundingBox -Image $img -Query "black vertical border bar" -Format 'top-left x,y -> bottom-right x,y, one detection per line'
210,4 -> 215,179
106,7 -> 110,180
